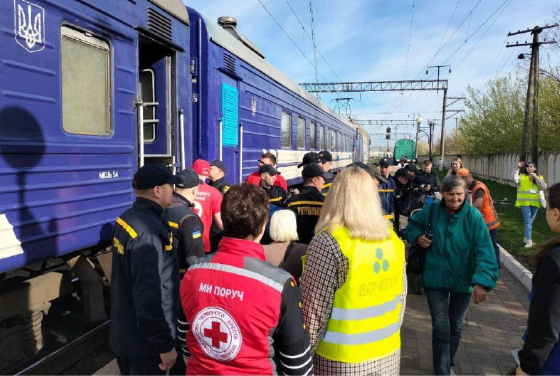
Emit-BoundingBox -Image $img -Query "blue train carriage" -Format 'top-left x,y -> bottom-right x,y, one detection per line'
356,124 -> 371,164
0,0 -> 192,364
187,9 -> 359,186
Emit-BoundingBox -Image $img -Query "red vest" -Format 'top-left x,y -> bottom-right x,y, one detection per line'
472,181 -> 500,230
180,237 -> 289,375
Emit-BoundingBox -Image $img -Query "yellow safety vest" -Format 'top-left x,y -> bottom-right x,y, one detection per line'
316,227 -> 405,363
515,174 -> 542,208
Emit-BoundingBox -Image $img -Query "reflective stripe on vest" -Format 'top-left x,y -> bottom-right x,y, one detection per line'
315,227 -> 405,363
516,174 -> 541,208
472,182 -> 500,230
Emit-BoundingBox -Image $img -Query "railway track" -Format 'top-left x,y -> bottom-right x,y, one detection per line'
16,321 -> 111,375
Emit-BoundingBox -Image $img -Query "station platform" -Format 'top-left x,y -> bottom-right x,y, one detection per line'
95,249 -> 531,376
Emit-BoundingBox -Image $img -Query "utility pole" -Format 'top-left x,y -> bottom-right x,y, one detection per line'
426,65 -> 451,169
507,24 -> 558,163
439,96 -> 465,170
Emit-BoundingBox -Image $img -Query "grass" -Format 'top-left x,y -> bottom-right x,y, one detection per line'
433,169 -> 554,271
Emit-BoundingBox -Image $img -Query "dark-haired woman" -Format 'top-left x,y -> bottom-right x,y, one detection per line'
514,161 -> 547,248
516,182 -> 560,375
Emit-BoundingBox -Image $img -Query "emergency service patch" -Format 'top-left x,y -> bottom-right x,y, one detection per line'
192,307 -> 242,361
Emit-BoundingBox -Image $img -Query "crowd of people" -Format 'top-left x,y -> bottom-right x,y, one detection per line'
108,152 -> 558,376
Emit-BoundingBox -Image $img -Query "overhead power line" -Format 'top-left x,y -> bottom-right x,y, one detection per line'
256,0 -> 329,81
284,0 -> 341,80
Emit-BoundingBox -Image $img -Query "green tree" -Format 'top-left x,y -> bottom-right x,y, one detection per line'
455,75 -> 526,156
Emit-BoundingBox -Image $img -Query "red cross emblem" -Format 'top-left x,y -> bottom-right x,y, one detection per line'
204,321 -> 228,348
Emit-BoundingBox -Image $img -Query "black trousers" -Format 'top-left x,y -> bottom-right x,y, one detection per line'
116,356 -> 165,375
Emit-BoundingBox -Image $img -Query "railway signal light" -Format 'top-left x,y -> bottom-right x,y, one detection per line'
386,133 -> 391,140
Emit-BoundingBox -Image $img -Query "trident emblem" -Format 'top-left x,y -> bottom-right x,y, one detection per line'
14,0 -> 45,53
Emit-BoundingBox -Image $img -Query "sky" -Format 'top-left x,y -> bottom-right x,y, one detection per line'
183,0 -> 559,149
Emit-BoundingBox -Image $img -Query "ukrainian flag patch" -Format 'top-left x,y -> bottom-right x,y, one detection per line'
192,230 -> 201,239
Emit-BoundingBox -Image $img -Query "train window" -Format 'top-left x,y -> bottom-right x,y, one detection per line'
139,69 -> 156,142
336,132 -> 340,152
310,121 -> 317,150
61,27 -> 110,135
319,125 -> 325,149
281,111 -> 291,148
297,117 -> 305,149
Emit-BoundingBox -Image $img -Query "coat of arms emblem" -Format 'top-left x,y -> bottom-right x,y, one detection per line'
14,0 -> 45,53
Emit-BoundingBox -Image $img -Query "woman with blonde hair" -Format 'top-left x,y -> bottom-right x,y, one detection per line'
300,166 -> 407,375
446,157 -> 464,177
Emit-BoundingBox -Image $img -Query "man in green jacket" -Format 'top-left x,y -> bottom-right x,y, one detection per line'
405,176 -> 499,375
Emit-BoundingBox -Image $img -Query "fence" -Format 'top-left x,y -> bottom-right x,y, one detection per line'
417,153 -> 560,186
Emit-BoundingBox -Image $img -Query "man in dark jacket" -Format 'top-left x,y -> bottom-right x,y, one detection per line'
110,164 -> 182,375
164,169 -> 206,274
394,167 -> 412,233
416,160 -> 440,196
318,150 -> 334,195
286,163 -> 332,244
208,159 -> 231,252
378,157 -> 396,219
208,159 -> 231,195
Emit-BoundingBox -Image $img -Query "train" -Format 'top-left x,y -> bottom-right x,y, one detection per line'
0,0 -> 369,367
393,138 -> 417,164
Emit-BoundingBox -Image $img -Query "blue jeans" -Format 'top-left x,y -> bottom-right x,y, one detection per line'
520,206 -> 538,240
425,288 -> 472,375
489,228 -> 500,265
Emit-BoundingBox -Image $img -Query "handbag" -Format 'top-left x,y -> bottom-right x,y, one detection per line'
539,190 -> 547,208
400,188 -> 427,217
406,203 -> 436,275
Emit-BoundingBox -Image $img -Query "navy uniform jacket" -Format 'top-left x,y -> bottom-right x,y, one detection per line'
286,186 -> 324,244
110,197 -> 176,359
378,176 -> 396,215
320,175 -> 334,195
263,184 -> 289,207
209,177 -> 231,195
164,192 -> 205,273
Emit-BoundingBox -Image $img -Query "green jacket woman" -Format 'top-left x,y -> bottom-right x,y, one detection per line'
405,176 -> 499,375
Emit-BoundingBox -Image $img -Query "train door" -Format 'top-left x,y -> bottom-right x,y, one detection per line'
137,36 -> 177,167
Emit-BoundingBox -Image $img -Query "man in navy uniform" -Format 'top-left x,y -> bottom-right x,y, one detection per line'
319,150 -> 334,195
110,164 -> 181,375
378,157 -> 396,220
286,163 -> 332,244
208,159 -> 231,251
164,169 -> 206,274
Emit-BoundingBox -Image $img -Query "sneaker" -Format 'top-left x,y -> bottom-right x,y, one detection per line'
450,369 -> 456,375
524,240 -> 533,248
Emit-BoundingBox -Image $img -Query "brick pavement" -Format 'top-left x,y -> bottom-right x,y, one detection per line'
401,267 -> 530,375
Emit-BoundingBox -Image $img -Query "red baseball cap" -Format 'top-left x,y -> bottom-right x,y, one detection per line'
192,159 -> 210,176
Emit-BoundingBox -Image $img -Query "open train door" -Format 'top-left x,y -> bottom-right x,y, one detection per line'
137,35 -> 178,168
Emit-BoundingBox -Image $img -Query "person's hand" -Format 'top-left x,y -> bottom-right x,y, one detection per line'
417,234 -> 432,248
425,184 -> 431,191
472,284 -> 487,304
183,356 -> 189,367
518,161 -> 525,168
159,348 -> 177,371
529,172 -> 537,179
515,365 -> 528,375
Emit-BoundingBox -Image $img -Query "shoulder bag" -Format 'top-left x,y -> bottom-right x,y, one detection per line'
406,203 -> 436,275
